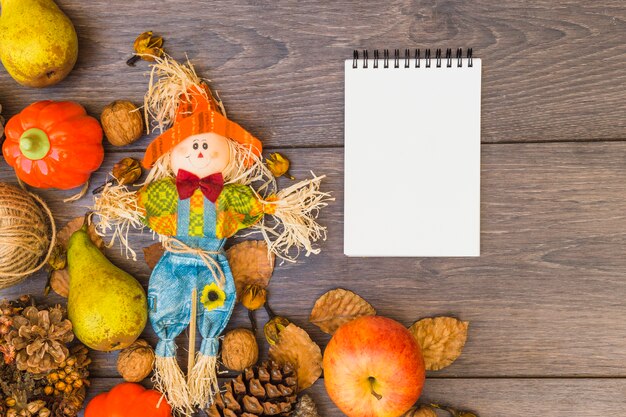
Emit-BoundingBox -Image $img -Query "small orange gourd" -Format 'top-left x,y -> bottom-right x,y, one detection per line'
85,382 -> 172,417
2,100 -> 104,189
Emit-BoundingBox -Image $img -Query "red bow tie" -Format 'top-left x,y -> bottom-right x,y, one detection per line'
176,169 -> 224,202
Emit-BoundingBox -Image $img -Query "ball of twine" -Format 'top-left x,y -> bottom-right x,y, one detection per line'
0,183 -> 56,289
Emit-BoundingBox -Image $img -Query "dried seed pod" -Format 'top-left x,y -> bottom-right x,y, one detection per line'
241,284 -> 267,311
116,339 -> 155,382
128,31 -> 164,66
101,101 -> 144,147
112,158 -> 142,185
293,394 -> 321,417
264,316 -> 290,346
265,153 -> 295,180
26,400 -> 46,414
221,328 -> 259,371
402,405 -> 437,417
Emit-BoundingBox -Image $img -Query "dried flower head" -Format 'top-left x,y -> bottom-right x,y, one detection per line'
127,31 -> 164,66
265,153 -> 294,179
264,315 -> 290,346
241,284 -> 267,311
47,244 -> 67,272
112,157 -> 142,185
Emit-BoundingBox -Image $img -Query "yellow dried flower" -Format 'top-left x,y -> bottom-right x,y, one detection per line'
93,157 -> 143,195
241,284 -> 267,311
127,31 -> 164,66
47,244 -> 67,271
201,283 -> 226,311
265,153 -> 295,179
112,157 -> 142,185
264,315 -> 290,345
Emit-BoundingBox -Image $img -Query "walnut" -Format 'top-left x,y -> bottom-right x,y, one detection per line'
116,339 -> 155,382
221,328 -> 258,371
101,100 -> 144,147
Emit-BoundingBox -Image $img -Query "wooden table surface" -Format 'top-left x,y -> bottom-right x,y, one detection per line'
1,1 -> 625,416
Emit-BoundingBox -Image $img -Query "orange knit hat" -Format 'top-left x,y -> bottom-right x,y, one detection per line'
142,83 -> 263,168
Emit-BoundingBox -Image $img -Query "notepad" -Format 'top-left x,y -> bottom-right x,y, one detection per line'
344,49 -> 481,257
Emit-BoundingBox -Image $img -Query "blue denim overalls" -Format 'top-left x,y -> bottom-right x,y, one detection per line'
148,189 -> 236,361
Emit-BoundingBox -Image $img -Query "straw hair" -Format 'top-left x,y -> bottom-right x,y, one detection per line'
144,53 -> 223,134
153,356 -> 194,416
92,182 -> 144,261
0,183 -> 56,288
257,173 -> 332,262
188,353 -> 219,408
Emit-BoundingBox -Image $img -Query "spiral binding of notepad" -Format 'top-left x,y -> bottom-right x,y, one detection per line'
352,48 -> 473,69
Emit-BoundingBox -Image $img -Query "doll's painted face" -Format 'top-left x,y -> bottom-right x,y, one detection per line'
170,133 -> 230,178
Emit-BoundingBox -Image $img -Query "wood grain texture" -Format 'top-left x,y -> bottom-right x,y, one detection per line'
84,377 -> 626,417
1,1 -> 626,415
0,0 -> 624,148
3,144 -> 626,380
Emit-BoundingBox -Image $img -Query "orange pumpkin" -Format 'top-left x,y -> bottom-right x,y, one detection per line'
85,382 -> 172,417
2,101 -> 104,189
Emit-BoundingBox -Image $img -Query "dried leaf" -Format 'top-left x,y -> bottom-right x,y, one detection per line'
309,288 -> 376,334
56,217 -> 104,251
402,405 -> 437,417
50,270 -> 69,298
408,317 -> 469,371
226,241 -> 274,300
50,217 -> 104,298
268,323 -> 322,391
143,242 -> 165,270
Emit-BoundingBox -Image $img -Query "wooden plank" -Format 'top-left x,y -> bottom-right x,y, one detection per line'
2,143 -> 626,378
0,0 -> 624,148
83,377 -> 626,417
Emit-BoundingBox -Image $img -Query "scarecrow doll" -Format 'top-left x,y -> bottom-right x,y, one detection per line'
94,56 -> 330,415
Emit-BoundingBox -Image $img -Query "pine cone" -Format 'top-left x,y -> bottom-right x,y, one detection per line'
0,296 -> 33,364
206,361 -> 298,417
6,306 -> 73,374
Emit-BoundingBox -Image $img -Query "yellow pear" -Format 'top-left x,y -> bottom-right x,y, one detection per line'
67,226 -> 147,351
0,0 -> 78,87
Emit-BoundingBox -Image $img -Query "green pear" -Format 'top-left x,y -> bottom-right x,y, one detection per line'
67,226 -> 147,351
0,0 -> 78,87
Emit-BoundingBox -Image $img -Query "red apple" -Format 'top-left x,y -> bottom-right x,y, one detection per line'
323,316 -> 425,417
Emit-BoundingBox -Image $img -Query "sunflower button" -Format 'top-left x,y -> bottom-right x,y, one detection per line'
201,283 -> 226,311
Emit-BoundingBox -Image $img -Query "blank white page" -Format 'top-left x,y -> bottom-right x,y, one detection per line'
344,58 -> 481,257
